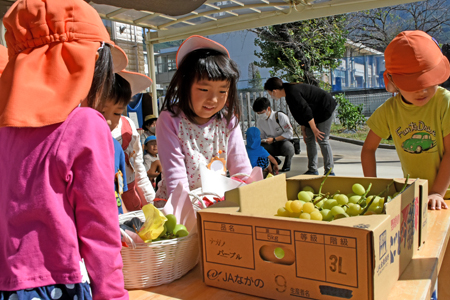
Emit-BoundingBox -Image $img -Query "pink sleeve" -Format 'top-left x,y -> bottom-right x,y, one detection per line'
156,111 -> 190,196
227,117 -> 253,177
57,109 -> 127,300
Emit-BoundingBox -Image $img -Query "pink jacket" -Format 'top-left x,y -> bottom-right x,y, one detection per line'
0,107 -> 128,300
155,110 -> 252,198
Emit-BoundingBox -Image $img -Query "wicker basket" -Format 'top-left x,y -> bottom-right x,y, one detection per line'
119,211 -> 200,289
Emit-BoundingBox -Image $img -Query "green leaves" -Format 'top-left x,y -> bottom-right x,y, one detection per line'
252,15 -> 347,86
335,93 -> 366,131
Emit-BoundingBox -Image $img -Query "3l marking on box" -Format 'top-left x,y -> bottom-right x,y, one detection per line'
295,231 -> 358,288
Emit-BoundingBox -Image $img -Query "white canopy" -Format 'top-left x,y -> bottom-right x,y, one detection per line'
89,0 -> 420,43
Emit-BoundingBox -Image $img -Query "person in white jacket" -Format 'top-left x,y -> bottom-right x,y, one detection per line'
109,71 -> 156,210
112,116 -> 156,209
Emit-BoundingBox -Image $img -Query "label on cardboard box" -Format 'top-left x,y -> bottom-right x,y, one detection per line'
200,212 -> 390,300
198,174 -> 426,300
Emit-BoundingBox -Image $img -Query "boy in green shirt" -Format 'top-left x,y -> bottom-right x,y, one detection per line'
362,30 -> 450,210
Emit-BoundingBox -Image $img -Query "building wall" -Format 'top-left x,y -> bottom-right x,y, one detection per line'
110,22 -> 146,75
207,31 -> 271,89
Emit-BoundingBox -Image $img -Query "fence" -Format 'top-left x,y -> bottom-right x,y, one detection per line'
157,89 -> 393,137
339,92 -> 392,117
237,90 -> 393,136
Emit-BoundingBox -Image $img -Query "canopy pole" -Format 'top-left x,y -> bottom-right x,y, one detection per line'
144,31 -> 159,117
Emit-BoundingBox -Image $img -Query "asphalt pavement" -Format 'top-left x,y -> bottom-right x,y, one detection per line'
279,138 -> 404,179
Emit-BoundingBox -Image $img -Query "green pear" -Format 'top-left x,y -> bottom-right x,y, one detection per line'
173,224 -> 189,237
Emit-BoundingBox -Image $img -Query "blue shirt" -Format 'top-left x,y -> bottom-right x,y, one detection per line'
113,138 -> 128,214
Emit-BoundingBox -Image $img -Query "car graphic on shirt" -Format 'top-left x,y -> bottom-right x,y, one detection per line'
401,132 -> 436,154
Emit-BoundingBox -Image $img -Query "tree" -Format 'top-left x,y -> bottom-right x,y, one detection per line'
248,63 -> 263,91
251,15 -> 347,86
347,0 -> 450,51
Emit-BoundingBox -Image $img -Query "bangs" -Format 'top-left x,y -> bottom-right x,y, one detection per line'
188,49 -> 239,83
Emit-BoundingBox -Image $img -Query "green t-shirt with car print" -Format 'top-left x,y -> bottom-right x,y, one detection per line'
367,86 -> 450,198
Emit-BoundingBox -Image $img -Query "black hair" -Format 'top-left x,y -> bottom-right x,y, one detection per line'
109,73 -> 132,106
252,97 -> 271,113
162,48 -> 241,128
143,118 -> 157,129
264,77 -> 284,91
86,44 -> 114,109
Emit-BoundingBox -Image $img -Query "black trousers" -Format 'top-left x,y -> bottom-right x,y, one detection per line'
262,140 -> 295,169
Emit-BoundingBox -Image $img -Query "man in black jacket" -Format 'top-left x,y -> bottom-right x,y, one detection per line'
264,77 -> 336,175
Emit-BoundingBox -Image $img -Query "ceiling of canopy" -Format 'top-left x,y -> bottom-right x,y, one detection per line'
0,0 -> 420,44
89,0 -> 421,44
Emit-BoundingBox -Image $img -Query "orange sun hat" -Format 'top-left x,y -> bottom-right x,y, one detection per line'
0,45 -> 7,76
0,0 -> 128,128
383,30 -> 450,92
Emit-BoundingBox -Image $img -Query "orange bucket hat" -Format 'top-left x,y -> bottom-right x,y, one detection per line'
0,0 -> 128,128
0,45 -> 7,76
384,30 -> 450,92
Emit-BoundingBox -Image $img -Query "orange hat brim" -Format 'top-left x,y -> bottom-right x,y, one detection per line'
0,45 -> 8,76
0,41 -> 99,127
389,56 -> 450,92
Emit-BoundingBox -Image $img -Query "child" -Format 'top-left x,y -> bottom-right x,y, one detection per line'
361,30 -> 450,211
246,127 -> 279,176
155,35 -> 252,199
100,71 -> 150,214
110,72 -> 156,210
0,0 -> 128,299
140,114 -> 158,146
143,135 -> 162,183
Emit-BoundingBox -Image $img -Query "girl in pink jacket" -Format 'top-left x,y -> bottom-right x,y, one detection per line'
0,0 -> 129,299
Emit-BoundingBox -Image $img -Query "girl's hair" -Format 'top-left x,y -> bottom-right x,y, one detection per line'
109,73 -> 132,106
264,77 -> 284,91
86,44 -> 115,109
162,48 -> 241,128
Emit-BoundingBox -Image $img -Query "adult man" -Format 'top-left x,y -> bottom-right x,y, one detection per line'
264,77 -> 336,175
252,97 -> 295,172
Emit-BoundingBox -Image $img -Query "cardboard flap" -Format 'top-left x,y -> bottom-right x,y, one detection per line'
225,174 -> 287,215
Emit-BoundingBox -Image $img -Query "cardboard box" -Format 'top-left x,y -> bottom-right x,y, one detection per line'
197,174 -> 427,300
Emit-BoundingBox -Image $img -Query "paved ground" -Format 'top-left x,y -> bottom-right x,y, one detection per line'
278,139 -> 404,179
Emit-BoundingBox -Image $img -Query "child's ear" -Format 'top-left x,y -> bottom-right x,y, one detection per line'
386,80 -> 399,93
385,73 -> 399,93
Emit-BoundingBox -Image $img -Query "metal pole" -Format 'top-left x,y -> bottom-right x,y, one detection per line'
144,30 -> 159,117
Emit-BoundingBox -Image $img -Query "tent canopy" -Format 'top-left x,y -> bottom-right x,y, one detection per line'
89,0 -> 420,44
0,0 -> 421,44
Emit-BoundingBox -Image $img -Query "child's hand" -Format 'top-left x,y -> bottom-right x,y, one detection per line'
428,193 -> 448,210
273,164 -> 279,175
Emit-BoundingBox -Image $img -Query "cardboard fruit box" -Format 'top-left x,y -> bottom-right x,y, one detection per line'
197,174 -> 428,300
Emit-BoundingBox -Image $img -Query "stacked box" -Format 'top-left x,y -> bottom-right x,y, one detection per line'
197,174 -> 427,300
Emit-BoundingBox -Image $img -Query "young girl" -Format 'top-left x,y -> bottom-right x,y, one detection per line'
155,35 -> 252,199
0,0 -> 128,299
